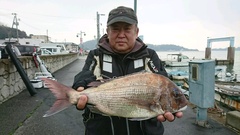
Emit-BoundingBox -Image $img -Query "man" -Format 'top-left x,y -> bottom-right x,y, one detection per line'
72,6 -> 183,135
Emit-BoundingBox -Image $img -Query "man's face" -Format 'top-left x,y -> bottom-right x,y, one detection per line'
107,22 -> 139,54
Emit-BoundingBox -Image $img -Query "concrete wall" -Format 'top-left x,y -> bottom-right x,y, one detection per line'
226,111 -> 240,131
0,53 -> 78,104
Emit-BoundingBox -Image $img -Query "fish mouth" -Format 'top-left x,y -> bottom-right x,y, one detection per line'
178,105 -> 187,111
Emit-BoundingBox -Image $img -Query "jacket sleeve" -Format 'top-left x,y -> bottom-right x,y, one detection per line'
72,50 -> 97,90
148,49 -> 168,77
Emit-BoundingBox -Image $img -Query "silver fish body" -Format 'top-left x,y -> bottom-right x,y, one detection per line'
43,71 -> 188,119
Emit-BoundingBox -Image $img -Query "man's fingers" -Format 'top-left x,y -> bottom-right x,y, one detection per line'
175,112 -> 183,118
76,95 -> 88,110
163,112 -> 175,122
157,112 -> 178,122
77,87 -> 84,92
157,112 -> 183,122
157,115 -> 166,122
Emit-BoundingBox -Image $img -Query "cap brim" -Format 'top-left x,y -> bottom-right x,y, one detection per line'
107,16 -> 137,26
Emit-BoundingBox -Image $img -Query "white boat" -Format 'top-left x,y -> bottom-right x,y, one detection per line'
168,67 -> 225,80
168,70 -> 188,80
165,53 -> 190,67
39,43 -> 69,55
215,67 -> 223,76
215,83 -> 240,111
178,80 -> 240,111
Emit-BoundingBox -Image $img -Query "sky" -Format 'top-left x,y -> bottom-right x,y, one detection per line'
0,0 -> 239,51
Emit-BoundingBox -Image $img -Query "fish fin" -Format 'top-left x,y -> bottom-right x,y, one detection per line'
150,103 -> 164,114
87,104 -> 101,113
41,78 -> 75,117
87,81 -> 104,87
129,117 -> 151,121
41,78 -> 74,100
88,71 -> 148,87
87,78 -> 112,87
87,104 -> 110,116
43,100 -> 72,117
178,105 -> 187,111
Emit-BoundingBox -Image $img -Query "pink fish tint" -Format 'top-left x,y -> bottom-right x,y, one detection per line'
42,72 -> 188,120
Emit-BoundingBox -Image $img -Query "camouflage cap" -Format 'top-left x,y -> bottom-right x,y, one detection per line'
107,6 -> 138,26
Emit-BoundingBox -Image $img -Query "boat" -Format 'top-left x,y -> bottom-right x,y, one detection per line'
176,77 -> 240,111
39,43 -> 69,55
168,67 -> 223,81
165,53 -> 190,67
168,70 -> 188,80
215,66 -> 223,77
215,83 -> 240,111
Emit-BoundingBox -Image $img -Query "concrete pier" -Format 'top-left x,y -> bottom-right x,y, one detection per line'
226,111 -> 240,131
205,47 -> 235,65
205,37 -> 235,65
205,47 -> 211,59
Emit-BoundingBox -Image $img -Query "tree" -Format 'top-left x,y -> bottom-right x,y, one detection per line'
0,25 -> 29,39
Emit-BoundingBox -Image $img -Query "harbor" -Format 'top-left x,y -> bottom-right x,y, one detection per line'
0,0 -> 240,134
0,37 -> 239,134
1,39 -> 240,134
156,37 -> 240,132
158,46 -> 240,132
0,44 -> 239,135
0,57 -> 238,135
161,50 -> 240,111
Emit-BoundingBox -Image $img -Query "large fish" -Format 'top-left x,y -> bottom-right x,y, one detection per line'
42,71 -> 188,120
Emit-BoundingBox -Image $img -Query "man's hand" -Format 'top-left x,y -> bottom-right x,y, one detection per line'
76,87 -> 88,110
157,112 -> 183,122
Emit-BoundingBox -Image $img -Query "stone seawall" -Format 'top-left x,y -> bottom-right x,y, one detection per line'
0,53 -> 78,104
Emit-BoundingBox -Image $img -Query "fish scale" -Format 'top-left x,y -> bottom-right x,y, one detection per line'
81,84 -> 164,118
42,71 -> 188,119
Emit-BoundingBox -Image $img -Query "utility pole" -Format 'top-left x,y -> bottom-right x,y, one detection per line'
46,29 -> 49,43
134,0 -> 137,14
11,13 -> 20,42
76,31 -> 86,49
96,12 -> 105,46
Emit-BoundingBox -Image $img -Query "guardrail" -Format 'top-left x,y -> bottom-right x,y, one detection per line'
0,53 -> 78,104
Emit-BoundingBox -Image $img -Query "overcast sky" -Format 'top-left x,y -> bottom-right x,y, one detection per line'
0,0 -> 239,51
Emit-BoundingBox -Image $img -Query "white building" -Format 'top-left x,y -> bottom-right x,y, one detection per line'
3,38 -> 44,46
30,35 -> 50,43
18,38 -> 44,46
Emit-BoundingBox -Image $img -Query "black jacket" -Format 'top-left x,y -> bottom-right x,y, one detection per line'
72,34 -> 167,135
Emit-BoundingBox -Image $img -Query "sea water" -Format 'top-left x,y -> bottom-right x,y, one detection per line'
157,51 -> 240,81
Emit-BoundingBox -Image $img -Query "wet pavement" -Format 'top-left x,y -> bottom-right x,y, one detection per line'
0,56 -> 238,135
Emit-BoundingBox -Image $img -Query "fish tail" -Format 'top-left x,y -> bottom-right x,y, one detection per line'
41,78 -> 74,117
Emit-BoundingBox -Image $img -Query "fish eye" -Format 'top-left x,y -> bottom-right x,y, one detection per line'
172,88 -> 180,96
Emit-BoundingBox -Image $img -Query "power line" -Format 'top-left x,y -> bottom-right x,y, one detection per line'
32,13 -> 81,19
20,20 -> 41,30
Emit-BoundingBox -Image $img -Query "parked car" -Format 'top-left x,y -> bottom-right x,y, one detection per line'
0,42 -> 21,58
0,45 -> 7,59
40,48 -> 54,55
15,45 -> 41,56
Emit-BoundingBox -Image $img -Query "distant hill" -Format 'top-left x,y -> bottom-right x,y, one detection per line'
0,25 -> 29,39
82,39 -> 98,50
147,44 -> 198,51
212,47 -> 240,51
82,39 -> 199,51
82,39 -> 240,51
